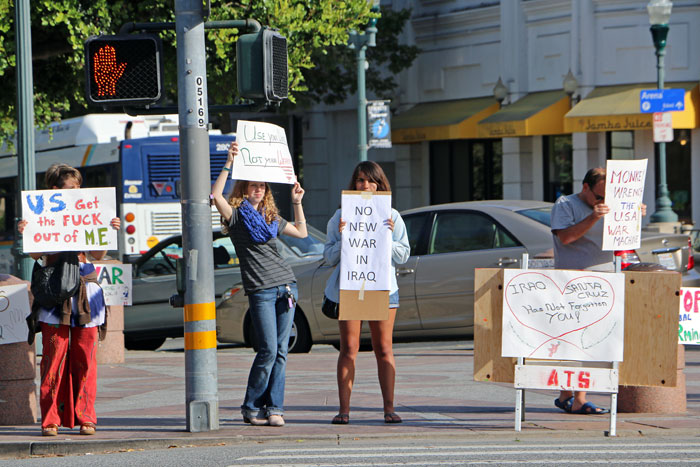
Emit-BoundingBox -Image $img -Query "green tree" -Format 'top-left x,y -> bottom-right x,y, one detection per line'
0,0 -> 380,145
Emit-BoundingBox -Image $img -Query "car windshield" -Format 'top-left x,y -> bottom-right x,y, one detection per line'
517,207 -> 552,227
279,224 -> 325,257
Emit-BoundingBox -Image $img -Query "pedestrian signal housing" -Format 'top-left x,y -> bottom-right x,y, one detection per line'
84,34 -> 164,106
237,28 -> 288,102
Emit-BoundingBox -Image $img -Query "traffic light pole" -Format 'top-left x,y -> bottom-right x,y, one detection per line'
12,0 -> 36,280
175,0 -> 219,432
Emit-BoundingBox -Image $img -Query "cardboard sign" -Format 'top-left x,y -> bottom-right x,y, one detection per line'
0,284 -> 31,345
514,364 -> 619,393
233,120 -> 296,184
602,159 -> 647,251
21,187 -> 117,253
339,191 -> 392,321
679,287 -> 700,345
95,263 -> 132,306
502,269 -> 625,361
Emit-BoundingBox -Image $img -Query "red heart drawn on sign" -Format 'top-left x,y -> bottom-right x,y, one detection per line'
504,271 -> 617,358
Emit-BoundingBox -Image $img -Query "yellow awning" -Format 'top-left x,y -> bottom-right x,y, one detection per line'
391,97 -> 499,143
477,91 -> 571,138
564,82 -> 700,133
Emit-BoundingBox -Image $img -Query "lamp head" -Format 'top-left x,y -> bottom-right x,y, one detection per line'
647,0 -> 673,25
493,77 -> 508,105
562,69 -> 578,97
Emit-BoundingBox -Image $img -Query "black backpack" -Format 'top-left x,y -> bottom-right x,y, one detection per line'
30,252 -> 81,309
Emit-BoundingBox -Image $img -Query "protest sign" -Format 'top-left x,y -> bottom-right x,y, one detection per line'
502,269 -> 625,361
339,190 -> 392,320
21,187 -> 117,253
0,284 -> 31,345
602,159 -> 647,251
679,287 -> 700,345
95,263 -> 132,306
233,120 -> 296,184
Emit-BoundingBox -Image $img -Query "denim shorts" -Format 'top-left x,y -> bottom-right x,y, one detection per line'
389,291 -> 399,309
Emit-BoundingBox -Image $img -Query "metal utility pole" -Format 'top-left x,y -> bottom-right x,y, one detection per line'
175,0 -> 219,432
13,0 -> 36,280
348,2 -> 379,162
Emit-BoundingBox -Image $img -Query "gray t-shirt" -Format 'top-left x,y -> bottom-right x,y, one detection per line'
228,209 -> 296,294
551,193 -> 613,271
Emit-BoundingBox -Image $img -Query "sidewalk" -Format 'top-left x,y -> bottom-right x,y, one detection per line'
1,341 -> 699,458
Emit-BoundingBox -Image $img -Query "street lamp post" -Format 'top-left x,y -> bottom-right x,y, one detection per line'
647,0 -> 678,223
348,1 -> 379,162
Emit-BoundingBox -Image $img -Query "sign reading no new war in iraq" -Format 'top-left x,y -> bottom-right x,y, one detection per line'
233,120 -> 296,184
339,191 -> 392,321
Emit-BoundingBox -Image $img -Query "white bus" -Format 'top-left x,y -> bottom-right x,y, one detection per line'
0,114 -> 234,271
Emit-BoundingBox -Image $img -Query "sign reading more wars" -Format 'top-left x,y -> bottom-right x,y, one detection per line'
367,101 -> 392,149
339,191 -> 392,320
95,263 -> 133,306
21,187 -> 118,253
233,120 -> 296,184
502,269 -> 625,362
602,159 -> 647,251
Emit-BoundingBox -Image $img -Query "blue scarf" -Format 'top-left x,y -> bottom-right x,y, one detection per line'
238,198 -> 278,244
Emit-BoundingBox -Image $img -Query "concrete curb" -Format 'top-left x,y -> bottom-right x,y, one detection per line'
5,427 -> 700,459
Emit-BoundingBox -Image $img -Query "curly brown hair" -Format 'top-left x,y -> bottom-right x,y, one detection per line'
221,180 -> 279,232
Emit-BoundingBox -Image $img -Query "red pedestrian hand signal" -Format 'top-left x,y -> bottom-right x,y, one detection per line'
93,45 -> 127,97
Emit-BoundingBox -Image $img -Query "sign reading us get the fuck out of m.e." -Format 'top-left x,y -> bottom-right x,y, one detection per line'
21,187 -> 117,253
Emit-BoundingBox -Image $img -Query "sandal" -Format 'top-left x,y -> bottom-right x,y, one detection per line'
331,413 -> 349,425
80,423 -> 96,435
42,424 -> 58,437
384,412 -> 402,424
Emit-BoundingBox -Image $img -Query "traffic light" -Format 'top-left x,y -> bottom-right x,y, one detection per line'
237,28 -> 288,102
84,34 -> 164,106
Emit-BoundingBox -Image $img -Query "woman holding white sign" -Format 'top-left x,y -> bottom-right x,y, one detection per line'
19,163 -> 121,437
324,161 -> 410,425
212,141 -> 308,428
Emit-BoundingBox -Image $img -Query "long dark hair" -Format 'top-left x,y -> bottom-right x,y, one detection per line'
347,161 -> 391,191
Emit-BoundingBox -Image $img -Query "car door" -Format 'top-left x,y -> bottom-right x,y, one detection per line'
129,238 -> 183,333
212,235 -> 242,301
414,210 -> 527,332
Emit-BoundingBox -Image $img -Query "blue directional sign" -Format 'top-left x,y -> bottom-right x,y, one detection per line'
639,88 -> 685,113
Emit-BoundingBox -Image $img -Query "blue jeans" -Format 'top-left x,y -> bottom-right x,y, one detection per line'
241,283 -> 298,418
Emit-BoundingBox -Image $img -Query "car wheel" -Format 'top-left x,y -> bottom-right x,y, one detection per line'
124,336 -> 166,351
289,309 -> 312,354
245,308 -> 313,354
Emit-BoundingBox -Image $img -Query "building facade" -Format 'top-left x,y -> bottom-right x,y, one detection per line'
301,0 -> 700,232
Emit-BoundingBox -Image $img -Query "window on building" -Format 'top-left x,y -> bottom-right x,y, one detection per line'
606,131 -> 634,160
656,129 -> 691,222
429,139 -> 502,204
543,135 -> 573,201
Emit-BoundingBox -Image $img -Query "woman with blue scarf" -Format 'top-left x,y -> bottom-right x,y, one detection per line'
212,141 -> 308,428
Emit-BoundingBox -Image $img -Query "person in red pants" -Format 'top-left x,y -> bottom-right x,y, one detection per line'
19,163 -> 120,436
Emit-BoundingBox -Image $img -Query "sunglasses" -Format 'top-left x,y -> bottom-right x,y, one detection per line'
593,193 -> 604,201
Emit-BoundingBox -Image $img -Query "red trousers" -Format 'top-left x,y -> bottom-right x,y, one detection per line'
40,323 -> 98,429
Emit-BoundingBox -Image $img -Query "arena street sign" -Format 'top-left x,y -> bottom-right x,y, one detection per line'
639,88 -> 685,113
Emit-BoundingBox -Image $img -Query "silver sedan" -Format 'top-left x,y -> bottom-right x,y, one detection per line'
216,200 -> 699,353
